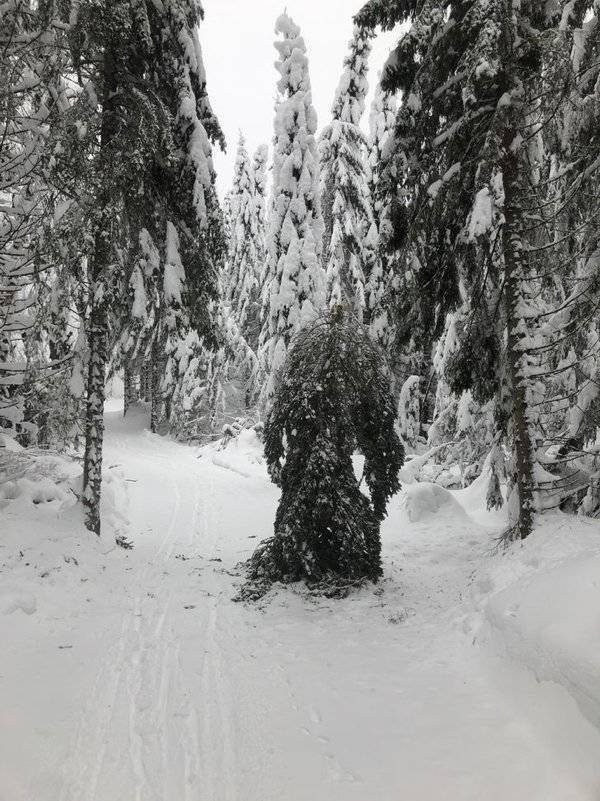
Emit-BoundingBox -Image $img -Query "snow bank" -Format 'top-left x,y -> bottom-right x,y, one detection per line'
482,515 -> 600,729
0,436 -> 137,801
0,442 -> 132,622
402,481 -> 469,522
0,440 -> 79,510
204,427 -> 266,479
0,586 -> 37,616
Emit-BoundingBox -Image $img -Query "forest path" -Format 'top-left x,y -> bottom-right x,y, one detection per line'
22,404 -> 600,800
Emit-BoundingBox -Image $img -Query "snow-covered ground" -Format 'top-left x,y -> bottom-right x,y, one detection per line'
2,402 -> 600,800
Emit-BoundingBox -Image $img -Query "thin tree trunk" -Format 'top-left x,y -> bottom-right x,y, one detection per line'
495,1 -> 536,541
82,299 -> 108,534
150,339 -> 161,433
501,139 -> 535,540
139,362 -> 147,401
123,361 -> 136,416
82,49 -> 118,536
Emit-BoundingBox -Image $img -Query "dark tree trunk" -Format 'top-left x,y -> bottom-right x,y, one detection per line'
150,339 -> 161,433
140,361 -> 151,401
82,300 -> 108,534
123,361 -> 137,416
500,103 -> 535,540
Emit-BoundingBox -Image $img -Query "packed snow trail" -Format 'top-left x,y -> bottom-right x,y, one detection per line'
2,404 -> 600,800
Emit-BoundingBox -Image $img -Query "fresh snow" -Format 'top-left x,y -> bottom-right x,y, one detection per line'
467,186 -> 494,241
2,403 -> 600,800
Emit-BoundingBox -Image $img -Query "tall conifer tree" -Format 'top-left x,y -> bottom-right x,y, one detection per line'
356,0 -> 558,539
258,13 -> 325,401
365,82 -> 398,349
46,0 -> 222,533
320,25 -> 374,318
226,134 -> 262,350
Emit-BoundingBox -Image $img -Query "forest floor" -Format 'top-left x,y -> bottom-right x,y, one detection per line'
2,401 -> 600,800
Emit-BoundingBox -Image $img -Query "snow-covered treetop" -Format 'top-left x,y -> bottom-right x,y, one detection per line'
230,133 -> 254,230
331,25 -> 373,125
319,24 -> 374,319
274,13 -> 310,95
258,13 -> 326,400
268,10 -> 324,272
369,80 -> 397,164
253,144 -> 269,201
252,143 -> 268,267
226,133 -> 259,310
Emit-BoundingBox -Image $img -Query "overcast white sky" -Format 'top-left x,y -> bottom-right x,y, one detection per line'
201,1 -> 399,198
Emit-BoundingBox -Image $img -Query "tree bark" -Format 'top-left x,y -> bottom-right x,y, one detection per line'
82,49 -> 118,536
501,132 -> 535,540
123,361 -> 137,416
138,362 -> 148,401
150,338 -> 161,433
82,299 -> 108,534
497,2 -> 538,541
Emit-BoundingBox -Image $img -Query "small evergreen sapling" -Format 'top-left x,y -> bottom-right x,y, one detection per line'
246,310 -> 404,596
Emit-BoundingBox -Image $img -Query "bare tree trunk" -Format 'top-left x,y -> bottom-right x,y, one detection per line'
82,299 -> 108,534
82,50 -> 118,536
123,361 -> 137,416
497,2 -> 538,541
501,128 -> 535,540
150,339 -> 161,433
141,360 -> 152,401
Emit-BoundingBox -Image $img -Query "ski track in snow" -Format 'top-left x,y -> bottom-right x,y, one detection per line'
5,404 -> 600,801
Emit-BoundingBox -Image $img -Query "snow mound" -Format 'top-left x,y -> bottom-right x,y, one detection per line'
0,475 -> 68,508
101,466 -> 132,541
0,587 -> 37,616
483,516 -> 600,729
403,481 -> 469,523
0,435 -> 24,452
205,427 -> 266,479
0,443 -> 80,513
0,445 -> 132,623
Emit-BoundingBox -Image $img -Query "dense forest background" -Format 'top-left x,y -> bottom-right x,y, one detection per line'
3,0 -> 600,546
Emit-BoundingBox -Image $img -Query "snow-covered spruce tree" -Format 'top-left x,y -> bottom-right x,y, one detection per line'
47,0 -> 222,533
212,138 -> 269,413
245,309 -> 404,597
167,290 -> 259,440
365,81 -> 398,350
157,199 -> 225,439
252,143 -> 269,304
44,0 -> 177,532
165,329 -> 213,439
418,310 -> 495,489
20,265 -> 85,448
258,13 -> 325,402
226,134 -> 262,350
526,7 -> 600,514
319,25 -> 374,318
0,1 -> 71,441
121,1 -> 224,435
355,0 -> 561,539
